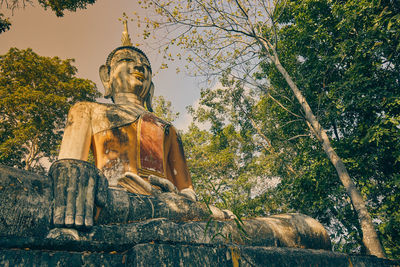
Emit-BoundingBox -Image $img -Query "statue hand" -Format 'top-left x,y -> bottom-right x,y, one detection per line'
149,175 -> 197,201
123,173 -> 181,195
49,159 -> 108,229
122,173 -> 197,201
179,188 -> 198,202
148,175 -> 178,193
123,172 -> 161,194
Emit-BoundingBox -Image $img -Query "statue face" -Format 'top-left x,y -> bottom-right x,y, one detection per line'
108,49 -> 152,98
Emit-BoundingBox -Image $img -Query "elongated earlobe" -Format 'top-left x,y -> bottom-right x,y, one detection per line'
146,82 -> 155,112
99,65 -> 112,99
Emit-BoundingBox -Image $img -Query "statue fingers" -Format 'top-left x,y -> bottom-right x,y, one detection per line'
149,175 -> 177,193
65,166 -> 79,227
95,171 -> 108,208
74,172 -> 87,228
209,205 -> 227,220
179,188 -> 198,202
124,172 -> 156,194
51,164 -> 68,227
84,172 -> 96,228
222,209 -> 236,220
49,159 -> 107,229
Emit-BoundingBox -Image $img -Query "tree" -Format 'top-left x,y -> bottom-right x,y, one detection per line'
151,94 -> 263,214
37,0 -> 96,16
0,13 -> 11,33
0,47 -> 100,172
0,0 -> 97,33
182,123 -> 257,215
135,0 -> 392,257
152,95 -> 180,122
181,79 -> 280,216
260,0 -> 400,257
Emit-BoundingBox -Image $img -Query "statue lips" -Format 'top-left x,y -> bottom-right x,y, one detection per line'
133,71 -> 145,81
130,70 -> 145,82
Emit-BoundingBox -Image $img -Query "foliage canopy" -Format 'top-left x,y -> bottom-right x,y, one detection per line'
0,0 -> 97,33
263,0 -> 400,257
152,95 -> 180,123
137,0 -> 399,258
37,0 -> 97,16
0,48 -> 100,172
0,13 -> 11,33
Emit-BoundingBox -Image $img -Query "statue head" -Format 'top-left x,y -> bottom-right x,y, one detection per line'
99,21 -> 154,111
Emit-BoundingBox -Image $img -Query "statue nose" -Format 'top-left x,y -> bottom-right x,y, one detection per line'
134,65 -> 145,73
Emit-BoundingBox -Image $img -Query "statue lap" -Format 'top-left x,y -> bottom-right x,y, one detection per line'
0,164 -> 331,251
3,165 -> 399,266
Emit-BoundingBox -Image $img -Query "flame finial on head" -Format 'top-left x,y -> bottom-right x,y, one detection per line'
121,20 -> 133,46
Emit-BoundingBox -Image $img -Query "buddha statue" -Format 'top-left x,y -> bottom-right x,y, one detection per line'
51,21 -> 197,228
0,22 -> 332,255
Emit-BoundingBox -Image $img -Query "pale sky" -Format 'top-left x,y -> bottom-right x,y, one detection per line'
0,0 -> 199,130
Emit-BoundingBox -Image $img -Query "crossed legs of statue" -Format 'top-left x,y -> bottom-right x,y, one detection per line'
8,159 -> 330,250
50,159 -> 210,229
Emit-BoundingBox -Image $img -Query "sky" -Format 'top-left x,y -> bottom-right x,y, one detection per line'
0,0 -> 200,130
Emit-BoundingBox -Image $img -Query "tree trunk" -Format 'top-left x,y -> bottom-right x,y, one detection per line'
24,141 -> 34,171
261,41 -> 385,258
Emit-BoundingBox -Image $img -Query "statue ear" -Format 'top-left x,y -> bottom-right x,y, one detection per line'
99,65 -> 112,98
146,82 -> 155,112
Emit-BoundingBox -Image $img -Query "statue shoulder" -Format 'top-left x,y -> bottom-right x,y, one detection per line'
142,112 -> 171,127
141,112 -> 175,135
68,102 -> 109,116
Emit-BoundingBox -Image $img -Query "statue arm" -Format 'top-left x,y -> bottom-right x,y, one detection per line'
51,102 -> 107,229
167,126 -> 193,191
58,102 -> 93,160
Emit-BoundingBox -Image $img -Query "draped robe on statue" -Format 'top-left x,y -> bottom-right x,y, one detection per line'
58,101 -> 192,195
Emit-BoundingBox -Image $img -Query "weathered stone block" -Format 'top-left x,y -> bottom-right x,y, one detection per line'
1,245 -> 398,266
2,165 -> 398,266
0,164 -> 331,251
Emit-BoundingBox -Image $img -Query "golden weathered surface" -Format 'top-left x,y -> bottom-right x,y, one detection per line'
59,101 -> 193,194
121,20 -> 133,46
53,26 -> 332,254
59,36 -> 193,196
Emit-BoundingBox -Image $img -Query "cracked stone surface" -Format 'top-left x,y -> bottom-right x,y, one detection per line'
1,165 -> 398,266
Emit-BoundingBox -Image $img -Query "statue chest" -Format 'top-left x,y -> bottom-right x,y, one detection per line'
91,113 -> 170,189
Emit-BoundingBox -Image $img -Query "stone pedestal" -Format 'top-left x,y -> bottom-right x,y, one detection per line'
0,244 -> 397,266
1,165 -> 397,266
